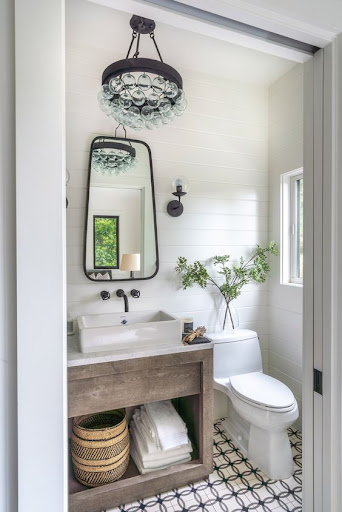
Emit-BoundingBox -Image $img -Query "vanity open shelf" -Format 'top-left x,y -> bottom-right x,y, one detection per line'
68,346 -> 213,512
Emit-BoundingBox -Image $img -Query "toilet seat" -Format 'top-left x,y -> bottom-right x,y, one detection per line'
230,372 -> 296,412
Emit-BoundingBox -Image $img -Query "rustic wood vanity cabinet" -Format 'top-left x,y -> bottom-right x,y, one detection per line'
68,346 -> 213,512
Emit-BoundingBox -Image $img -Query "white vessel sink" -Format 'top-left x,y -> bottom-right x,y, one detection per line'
77,310 -> 182,354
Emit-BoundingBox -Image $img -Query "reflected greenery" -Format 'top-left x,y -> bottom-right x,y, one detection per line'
94,216 -> 119,268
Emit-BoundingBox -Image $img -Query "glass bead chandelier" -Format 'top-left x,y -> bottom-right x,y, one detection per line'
91,139 -> 136,176
97,15 -> 187,131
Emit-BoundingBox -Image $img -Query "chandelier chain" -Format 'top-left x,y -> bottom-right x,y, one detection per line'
125,31 -> 137,59
133,29 -> 142,58
115,123 -> 127,138
150,33 -> 163,63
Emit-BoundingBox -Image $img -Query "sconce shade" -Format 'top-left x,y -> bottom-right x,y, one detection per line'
167,176 -> 188,217
120,253 -> 141,271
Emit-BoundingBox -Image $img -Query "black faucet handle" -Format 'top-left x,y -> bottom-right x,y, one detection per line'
131,289 -> 140,298
100,290 -> 110,300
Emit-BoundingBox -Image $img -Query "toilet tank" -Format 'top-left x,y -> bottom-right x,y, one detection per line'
210,329 -> 262,379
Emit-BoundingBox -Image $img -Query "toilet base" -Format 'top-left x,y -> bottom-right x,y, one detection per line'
221,409 -> 294,480
221,416 -> 249,454
248,424 -> 294,479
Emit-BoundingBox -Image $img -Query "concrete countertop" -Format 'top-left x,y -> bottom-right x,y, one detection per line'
67,333 -> 212,367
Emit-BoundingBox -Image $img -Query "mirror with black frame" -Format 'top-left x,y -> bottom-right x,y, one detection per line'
84,136 -> 159,281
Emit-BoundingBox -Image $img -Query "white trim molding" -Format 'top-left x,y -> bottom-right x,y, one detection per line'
175,0 -> 336,46
0,0 -> 17,510
321,36 -> 342,512
302,52 -> 317,512
304,36 -> 342,512
15,1 -> 68,511
280,168 -> 304,286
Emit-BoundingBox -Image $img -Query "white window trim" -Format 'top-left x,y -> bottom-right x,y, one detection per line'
281,167 -> 303,286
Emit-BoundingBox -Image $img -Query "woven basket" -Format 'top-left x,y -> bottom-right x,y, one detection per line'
71,409 -> 130,487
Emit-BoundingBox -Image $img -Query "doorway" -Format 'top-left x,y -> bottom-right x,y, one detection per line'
15,1 -> 334,511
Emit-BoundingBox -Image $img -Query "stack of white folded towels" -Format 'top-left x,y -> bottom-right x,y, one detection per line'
130,400 -> 192,474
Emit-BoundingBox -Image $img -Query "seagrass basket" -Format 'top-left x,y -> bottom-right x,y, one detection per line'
71,409 -> 130,487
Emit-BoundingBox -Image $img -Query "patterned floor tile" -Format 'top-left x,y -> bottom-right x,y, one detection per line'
108,420 -> 302,512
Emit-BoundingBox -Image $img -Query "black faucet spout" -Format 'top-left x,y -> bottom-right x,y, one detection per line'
116,289 -> 129,312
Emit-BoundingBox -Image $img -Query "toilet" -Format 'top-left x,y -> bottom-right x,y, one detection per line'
211,329 -> 298,479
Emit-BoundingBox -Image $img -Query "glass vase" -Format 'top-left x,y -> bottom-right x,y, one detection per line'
223,302 -> 239,331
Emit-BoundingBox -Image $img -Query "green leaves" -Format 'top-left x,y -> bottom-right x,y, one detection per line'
174,257 -> 210,289
94,216 -> 119,268
175,241 -> 278,301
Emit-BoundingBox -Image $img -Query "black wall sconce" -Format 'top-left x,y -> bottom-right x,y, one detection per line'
167,177 -> 189,217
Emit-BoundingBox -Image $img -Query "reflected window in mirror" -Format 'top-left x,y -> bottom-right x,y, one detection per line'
84,137 -> 159,282
93,215 -> 119,269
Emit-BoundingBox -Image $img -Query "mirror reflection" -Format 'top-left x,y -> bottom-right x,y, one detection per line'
84,137 -> 158,281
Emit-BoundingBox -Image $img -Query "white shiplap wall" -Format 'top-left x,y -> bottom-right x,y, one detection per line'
65,0 -> 271,417
65,52 -> 270,328
268,64 -> 304,428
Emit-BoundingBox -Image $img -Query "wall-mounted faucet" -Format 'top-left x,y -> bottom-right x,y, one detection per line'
116,289 -> 129,312
116,289 -> 141,312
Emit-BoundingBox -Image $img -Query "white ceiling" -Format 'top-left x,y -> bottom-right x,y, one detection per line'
78,0 -> 297,87
174,0 -> 340,46
219,0 -> 342,35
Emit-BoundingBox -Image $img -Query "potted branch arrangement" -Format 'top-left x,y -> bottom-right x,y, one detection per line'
175,242 -> 278,332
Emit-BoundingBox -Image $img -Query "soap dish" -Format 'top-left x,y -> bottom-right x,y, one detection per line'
183,336 -> 211,345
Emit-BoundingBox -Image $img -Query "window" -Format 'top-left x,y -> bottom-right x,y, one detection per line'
93,215 -> 119,269
281,168 -> 303,285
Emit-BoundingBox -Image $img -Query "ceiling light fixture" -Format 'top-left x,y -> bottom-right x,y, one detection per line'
97,15 -> 187,131
92,139 -> 136,176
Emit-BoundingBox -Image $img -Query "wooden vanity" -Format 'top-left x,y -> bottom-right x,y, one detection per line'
68,343 -> 213,512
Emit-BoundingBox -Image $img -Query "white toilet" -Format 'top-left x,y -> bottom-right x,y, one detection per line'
211,329 -> 298,479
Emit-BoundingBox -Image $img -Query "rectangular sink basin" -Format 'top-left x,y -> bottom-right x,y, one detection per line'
77,310 -> 182,354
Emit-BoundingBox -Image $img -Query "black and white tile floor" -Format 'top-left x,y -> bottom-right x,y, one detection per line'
108,419 -> 302,512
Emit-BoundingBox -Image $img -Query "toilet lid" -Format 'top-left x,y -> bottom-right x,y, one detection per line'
230,372 -> 295,410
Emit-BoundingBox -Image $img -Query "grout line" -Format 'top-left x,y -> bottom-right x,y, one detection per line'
269,334 -> 303,349
269,304 -> 303,316
268,365 -> 302,387
268,350 -> 302,369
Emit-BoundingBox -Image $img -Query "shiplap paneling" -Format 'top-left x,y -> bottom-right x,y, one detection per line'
268,64 -> 304,428
65,0 -> 270,358
66,0 -> 305,425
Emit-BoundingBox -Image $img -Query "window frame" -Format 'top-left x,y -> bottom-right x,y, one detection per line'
93,214 -> 120,270
281,168 -> 303,286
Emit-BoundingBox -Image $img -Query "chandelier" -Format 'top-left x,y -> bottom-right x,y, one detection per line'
92,139 -> 136,176
97,15 -> 187,131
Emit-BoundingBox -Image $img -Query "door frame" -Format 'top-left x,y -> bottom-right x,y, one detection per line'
303,38 -> 342,512
15,1 -> 68,511
321,37 -> 342,512
15,2 -> 341,511
302,49 -> 323,512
